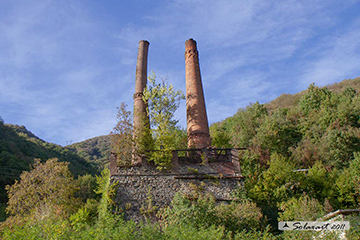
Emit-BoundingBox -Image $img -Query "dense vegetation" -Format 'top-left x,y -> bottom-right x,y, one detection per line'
1,158 -> 358,239
0,158 -> 273,239
142,73 -> 187,168
210,77 -> 360,234
2,77 -> 360,239
66,135 -> 112,171
111,73 -> 187,168
0,122 -> 97,204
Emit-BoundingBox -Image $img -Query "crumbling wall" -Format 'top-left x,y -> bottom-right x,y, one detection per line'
111,163 -> 242,222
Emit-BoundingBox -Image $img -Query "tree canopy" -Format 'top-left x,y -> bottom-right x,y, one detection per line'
5,158 -> 79,225
142,73 -> 186,168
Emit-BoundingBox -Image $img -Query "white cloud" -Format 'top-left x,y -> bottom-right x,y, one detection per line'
0,0 -> 125,145
2,0 -> 360,145
299,19 -> 360,88
114,0 -> 360,126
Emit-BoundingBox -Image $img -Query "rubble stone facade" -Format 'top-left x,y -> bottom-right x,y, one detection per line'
110,153 -> 243,222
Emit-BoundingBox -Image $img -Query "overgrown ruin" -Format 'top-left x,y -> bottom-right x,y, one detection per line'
109,39 -> 244,221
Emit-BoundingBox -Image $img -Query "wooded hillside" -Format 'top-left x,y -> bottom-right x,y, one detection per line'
66,135 -> 112,172
2,77 -> 360,238
0,122 -> 98,202
210,77 -> 360,229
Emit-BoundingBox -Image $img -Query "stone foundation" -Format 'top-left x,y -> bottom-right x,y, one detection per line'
111,162 -> 243,222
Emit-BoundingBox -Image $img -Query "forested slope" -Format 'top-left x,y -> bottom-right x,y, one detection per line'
0,122 -> 98,202
211,77 -> 360,168
2,77 -> 360,238
66,135 -> 112,171
265,77 -> 360,111
210,77 -> 360,228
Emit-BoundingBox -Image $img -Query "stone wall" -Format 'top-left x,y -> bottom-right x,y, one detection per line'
111,163 -> 243,222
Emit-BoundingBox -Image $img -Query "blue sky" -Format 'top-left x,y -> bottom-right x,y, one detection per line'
1,0 -> 360,146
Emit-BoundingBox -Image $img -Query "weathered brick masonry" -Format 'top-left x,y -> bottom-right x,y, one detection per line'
132,40 -> 150,165
185,39 -> 211,148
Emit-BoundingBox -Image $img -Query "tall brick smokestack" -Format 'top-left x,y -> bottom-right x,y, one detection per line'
185,38 -> 210,148
133,40 -> 150,165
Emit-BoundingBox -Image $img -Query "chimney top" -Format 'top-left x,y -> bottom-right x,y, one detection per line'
185,38 -> 197,50
139,40 -> 150,45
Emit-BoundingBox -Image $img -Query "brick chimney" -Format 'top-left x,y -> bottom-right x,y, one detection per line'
185,39 -> 210,148
132,40 -> 150,165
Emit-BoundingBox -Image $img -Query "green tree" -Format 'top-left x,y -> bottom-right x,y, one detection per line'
143,73 -> 185,168
298,83 -> 333,116
334,153 -> 360,208
246,154 -> 303,228
248,154 -> 300,205
300,161 -> 337,203
159,192 -> 264,234
94,169 -> 119,222
214,200 -> 264,232
209,122 -> 233,148
229,102 -> 268,147
320,126 -> 360,168
256,108 -> 301,156
75,174 -> 99,202
5,158 -> 79,225
110,102 -> 133,165
278,194 -> 325,221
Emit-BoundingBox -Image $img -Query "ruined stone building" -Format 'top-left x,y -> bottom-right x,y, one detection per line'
109,39 -> 244,221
